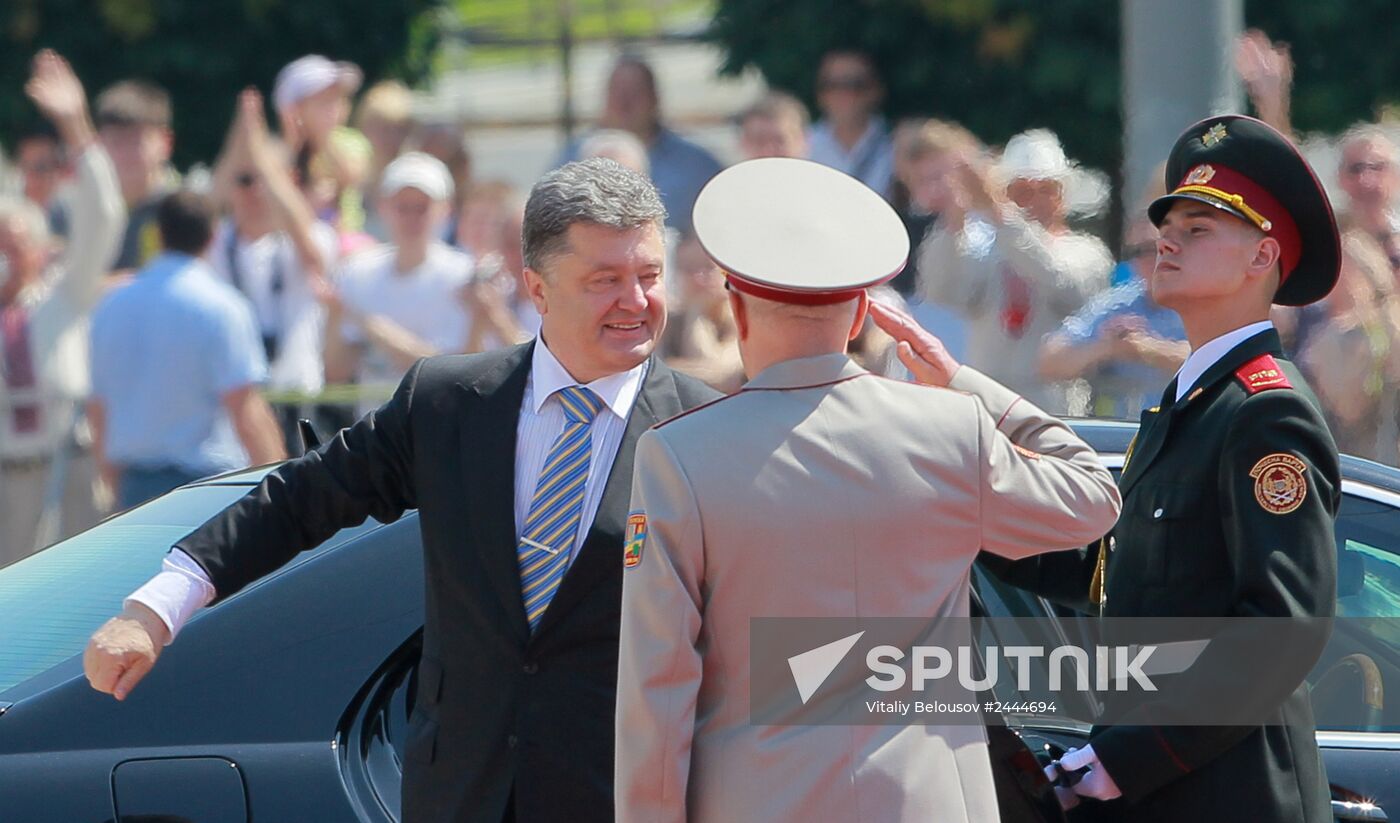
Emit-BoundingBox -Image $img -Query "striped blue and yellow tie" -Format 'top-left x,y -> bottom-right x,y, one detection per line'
518,385 -> 604,631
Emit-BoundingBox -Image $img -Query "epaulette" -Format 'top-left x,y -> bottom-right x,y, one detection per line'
1234,353 -> 1292,395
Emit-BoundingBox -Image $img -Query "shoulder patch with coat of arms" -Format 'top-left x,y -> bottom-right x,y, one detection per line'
1249,453 -> 1308,515
624,512 -> 647,568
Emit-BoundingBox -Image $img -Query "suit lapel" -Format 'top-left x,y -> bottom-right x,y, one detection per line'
461,341 -> 534,641
533,358 -> 683,639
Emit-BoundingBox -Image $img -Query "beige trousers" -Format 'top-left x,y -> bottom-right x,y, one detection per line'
0,450 -> 102,568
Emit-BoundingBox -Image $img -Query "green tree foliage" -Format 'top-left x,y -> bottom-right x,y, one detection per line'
1246,1 -> 1400,132
711,0 -> 1120,170
711,0 -> 1400,175
0,0 -> 447,167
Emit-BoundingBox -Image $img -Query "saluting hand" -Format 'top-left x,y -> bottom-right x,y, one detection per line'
84,601 -> 170,701
867,300 -> 961,387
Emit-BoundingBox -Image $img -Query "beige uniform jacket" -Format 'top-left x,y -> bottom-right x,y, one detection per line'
616,353 -> 1121,823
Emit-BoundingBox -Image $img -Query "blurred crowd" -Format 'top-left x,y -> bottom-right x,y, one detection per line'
4,29 -> 1400,565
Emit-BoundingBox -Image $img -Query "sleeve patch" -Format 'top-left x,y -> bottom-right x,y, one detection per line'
1234,354 -> 1293,394
1249,453 -> 1308,515
624,512 -> 647,568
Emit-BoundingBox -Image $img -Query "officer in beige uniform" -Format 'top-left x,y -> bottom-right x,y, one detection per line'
614,158 -> 1122,823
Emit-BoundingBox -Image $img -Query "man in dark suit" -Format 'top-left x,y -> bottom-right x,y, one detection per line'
975,115 -> 1342,822
83,157 -> 719,823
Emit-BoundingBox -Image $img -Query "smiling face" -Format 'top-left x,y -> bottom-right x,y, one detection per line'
523,221 -> 667,382
1151,200 -> 1279,310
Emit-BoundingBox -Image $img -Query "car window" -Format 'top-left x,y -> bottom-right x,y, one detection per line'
1312,491 -> 1400,731
0,484 -> 379,694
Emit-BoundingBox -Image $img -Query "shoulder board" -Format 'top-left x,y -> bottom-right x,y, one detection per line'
1234,354 -> 1293,395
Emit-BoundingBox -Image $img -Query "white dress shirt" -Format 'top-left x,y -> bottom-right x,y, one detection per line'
126,338 -> 649,642
1172,321 -> 1274,402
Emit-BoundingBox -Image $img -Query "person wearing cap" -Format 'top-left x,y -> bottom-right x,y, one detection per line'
86,157 -> 718,823
917,128 -> 1112,414
273,54 -> 371,233
614,157 -> 1121,823
209,88 -> 338,405
319,151 -> 475,415
979,115 -> 1342,822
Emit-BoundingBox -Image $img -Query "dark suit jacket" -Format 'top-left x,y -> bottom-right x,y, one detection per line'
982,329 -> 1339,823
176,342 -> 720,823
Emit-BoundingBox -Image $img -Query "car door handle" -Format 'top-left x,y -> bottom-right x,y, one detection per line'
1334,799 -> 1389,821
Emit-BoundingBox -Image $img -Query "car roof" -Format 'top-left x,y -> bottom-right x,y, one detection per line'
1068,417 -> 1400,495
195,422 -> 1400,496
189,463 -> 279,486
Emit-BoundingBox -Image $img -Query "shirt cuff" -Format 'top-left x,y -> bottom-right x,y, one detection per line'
124,549 -> 217,645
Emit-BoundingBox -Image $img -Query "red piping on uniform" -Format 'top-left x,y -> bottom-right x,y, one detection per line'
652,374 -> 873,429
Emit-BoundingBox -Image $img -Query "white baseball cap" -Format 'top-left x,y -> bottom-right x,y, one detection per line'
380,152 -> 454,201
273,55 -> 363,111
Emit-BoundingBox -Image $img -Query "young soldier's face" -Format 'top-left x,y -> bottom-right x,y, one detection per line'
524,221 -> 667,383
1151,201 -> 1273,308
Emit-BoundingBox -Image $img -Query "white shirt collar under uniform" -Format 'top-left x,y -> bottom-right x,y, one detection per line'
526,335 -> 648,420
1172,320 -> 1273,402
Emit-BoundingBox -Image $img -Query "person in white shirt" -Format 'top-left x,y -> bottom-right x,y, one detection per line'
0,50 -> 125,564
210,88 -> 338,396
319,152 -> 474,412
806,49 -> 895,200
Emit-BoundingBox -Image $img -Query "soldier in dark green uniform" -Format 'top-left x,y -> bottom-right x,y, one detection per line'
878,114 -> 1343,822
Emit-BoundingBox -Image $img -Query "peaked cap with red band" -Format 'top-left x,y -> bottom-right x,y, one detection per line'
1148,114 -> 1341,307
691,157 -> 909,305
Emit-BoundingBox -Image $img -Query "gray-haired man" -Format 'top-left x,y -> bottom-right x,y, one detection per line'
83,158 -> 719,823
